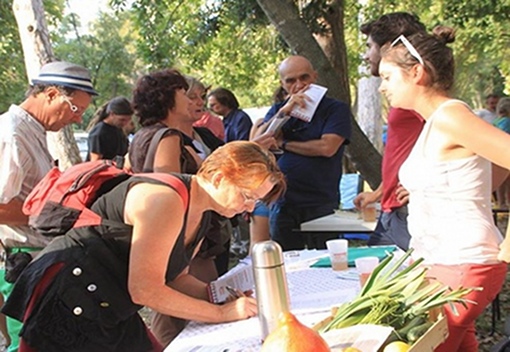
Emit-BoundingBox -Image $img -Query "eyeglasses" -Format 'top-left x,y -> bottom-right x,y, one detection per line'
391,35 -> 424,66
187,93 -> 206,101
236,186 -> 259,204
61,95 -> 85,115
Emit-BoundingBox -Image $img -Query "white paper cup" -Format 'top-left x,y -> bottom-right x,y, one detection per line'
355,256 -> 379,286
326,239 -> 348,271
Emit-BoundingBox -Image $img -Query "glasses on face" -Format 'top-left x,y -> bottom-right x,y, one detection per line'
236,186 -> 259,204
61,96 -> 85,115
187,93 -> 206,101
391,35 -> 424,66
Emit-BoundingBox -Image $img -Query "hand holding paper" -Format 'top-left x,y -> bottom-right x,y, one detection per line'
289,84 -> 328,122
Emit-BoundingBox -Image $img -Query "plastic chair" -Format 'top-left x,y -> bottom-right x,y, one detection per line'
339,173 -> 363,210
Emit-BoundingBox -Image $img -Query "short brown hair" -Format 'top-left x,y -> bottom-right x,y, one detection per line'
360,12 -> 426,47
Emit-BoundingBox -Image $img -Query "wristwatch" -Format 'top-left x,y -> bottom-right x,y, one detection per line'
281,140 -> 288,151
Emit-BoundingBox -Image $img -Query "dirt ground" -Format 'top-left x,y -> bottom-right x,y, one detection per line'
477,212 -> 509,352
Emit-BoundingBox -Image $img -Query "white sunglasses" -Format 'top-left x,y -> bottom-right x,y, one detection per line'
391,35 -> 424,66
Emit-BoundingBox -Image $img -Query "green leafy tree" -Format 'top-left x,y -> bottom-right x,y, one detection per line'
0,0 -> 63,111
110,0 -> 290,108
53,10 -> 141,129
359,0 -> 509,107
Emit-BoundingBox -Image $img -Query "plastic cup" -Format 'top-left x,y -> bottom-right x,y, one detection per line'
326,239 -> 348,271
362,203 -> 377,222
355,256 -> 379,287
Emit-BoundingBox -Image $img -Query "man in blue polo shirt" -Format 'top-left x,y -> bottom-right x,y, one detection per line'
261,55 -> 352,250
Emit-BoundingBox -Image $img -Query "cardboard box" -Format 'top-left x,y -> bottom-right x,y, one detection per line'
313,307 -> 448,352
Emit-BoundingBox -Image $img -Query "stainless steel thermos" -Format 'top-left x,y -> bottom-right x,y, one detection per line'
252,240 -> 290,340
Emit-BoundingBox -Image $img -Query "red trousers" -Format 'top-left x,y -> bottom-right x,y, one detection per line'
427,262 -> 507,352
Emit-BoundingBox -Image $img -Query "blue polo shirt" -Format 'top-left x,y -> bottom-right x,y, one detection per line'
223,109 -> 253,142
264,96 -> 351,207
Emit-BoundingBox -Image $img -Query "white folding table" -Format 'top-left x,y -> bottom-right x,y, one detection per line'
297,211 -> 377,249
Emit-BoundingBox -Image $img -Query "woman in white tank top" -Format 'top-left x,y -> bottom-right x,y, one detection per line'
378,26 -> 510,352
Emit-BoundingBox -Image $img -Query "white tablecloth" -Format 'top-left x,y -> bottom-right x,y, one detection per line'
166,253 -> 361,351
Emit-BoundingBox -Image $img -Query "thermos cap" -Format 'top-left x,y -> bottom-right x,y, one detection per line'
252,240 -> 284,268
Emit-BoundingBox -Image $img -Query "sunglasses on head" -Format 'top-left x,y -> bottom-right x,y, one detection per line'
391,35 -> 424,66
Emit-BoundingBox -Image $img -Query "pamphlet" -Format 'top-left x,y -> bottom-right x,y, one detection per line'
290,84 -> 328,122
263,114 -> 290,135
207,262 -> 254,303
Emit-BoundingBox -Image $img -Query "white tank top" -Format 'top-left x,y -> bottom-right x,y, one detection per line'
399,100 -> 502,265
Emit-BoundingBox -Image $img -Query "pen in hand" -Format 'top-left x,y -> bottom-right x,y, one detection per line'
225,285 -> 245,299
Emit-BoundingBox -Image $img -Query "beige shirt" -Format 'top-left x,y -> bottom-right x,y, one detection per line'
0,105 -> 53,247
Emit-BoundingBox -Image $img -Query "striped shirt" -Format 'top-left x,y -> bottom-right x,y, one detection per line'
0,105 -> 53,247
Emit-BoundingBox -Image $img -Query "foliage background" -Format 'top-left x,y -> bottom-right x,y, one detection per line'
0,0 -> 508,130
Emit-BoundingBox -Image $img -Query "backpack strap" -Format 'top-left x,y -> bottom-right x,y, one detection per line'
100,174 -> 189,238
130,173 -> 189,210
143,128 -> 184,172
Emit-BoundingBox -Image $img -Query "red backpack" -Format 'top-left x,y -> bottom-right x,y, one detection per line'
23,160 -> 188,237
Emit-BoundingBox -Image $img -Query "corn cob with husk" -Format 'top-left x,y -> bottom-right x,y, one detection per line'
320,249 -> 478,338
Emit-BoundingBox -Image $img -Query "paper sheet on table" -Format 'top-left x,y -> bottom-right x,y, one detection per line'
311,246 -> 397,268
207,262 -> 254,303
283,249 -> 329,271
287,268 -> 359,314
320,324 -> 394,352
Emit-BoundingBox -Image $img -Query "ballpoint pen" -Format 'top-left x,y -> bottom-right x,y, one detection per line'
225,285 -> 244,299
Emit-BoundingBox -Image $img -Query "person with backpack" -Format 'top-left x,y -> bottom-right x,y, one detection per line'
0,61 -> 97,352
2,141 -> 286,352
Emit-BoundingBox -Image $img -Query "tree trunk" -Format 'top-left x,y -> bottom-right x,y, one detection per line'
357,70 -> 383,153
256,0 -> 382,189
12,0 -> 82,170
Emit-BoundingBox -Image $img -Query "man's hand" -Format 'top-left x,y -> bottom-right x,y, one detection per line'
251,133 -> 278,150
353,191 -> 379,210
395,184 -> 410,205
279,85 -> 310,115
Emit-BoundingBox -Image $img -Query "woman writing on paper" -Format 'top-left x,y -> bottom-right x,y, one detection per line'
2,142 -> 286,352
378,26 -> 510,351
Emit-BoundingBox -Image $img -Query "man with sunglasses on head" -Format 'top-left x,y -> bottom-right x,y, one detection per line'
0,61 -> 97,351
353,12 -> 426,251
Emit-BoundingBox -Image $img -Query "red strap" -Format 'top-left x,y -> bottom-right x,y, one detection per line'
135,173 -> 189,209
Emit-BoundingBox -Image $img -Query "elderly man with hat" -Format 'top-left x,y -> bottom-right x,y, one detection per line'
0,61 -> 97,351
